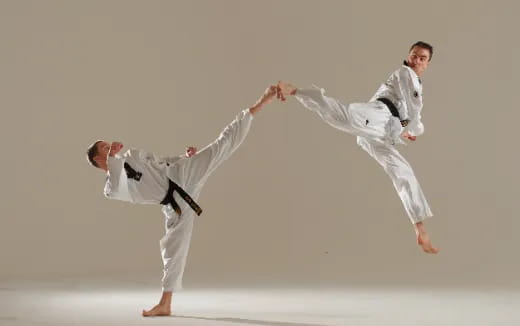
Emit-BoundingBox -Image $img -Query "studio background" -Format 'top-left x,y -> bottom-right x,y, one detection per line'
0,0 -> 517,291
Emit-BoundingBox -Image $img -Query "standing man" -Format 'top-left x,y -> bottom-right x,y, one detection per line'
278,41 -> 439,254
86,85 -> 279,316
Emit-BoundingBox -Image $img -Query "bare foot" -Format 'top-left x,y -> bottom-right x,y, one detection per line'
249,85 -> 279,115
254,85 -> 278,106
416,231 -> 439,254
263,85 -> 278,103
277,81 -> 297,99
142,303 -> 171,317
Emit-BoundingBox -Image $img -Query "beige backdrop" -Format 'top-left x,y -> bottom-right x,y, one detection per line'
1,0 -> 517,289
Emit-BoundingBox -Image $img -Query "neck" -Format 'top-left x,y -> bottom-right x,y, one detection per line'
98,162 -> 108,172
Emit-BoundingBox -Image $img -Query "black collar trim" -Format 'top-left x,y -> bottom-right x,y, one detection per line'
403,60 -> 421,84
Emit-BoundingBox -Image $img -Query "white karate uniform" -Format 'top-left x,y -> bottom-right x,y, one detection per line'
294,63 -> 432,223
104,109 -> 254,291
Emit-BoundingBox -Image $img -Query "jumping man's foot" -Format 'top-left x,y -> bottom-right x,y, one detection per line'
413,221 -> 439,254
416,231 -> 439,254
277,81 -> 297,100
142,304 -> 171,317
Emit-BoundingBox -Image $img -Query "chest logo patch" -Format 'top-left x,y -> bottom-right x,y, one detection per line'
124,163 -> 143,181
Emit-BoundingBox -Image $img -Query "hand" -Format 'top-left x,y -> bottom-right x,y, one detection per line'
402,131 -> 416,141
109,141 -> 124,156
185,146 -> 197,158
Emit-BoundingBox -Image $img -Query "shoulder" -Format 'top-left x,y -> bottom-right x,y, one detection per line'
396,65 -> 414,80
124,148 -> 145,158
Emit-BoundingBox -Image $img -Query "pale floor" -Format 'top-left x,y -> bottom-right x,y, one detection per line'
0,280 -> 518,326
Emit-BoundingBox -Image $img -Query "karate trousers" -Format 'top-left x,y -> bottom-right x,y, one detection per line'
294,86 -> 433,224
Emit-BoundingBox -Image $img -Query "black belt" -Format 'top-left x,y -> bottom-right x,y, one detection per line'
377,97 -> 409,127
160,179 -> 202,216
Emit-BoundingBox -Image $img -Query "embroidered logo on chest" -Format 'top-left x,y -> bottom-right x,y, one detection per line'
124,163 -> 143,181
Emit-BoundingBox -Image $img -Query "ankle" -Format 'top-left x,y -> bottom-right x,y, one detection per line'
414,222 -> 425,233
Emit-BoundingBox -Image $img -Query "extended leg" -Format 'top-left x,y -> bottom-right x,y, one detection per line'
169,85 -> 278,190
278,82 -> 391,141
143,86 -> 278,316
293,85 -> 358,133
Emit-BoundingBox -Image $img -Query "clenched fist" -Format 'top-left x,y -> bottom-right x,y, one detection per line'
109,142 -> 124,156
186,146 -> 197,158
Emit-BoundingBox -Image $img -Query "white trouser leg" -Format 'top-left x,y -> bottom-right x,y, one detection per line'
294,86 -> 396,142
159,209 -> 195,292
166,108 -> 254,190
357,136 -> 433,224
159,108 -> 254,292
295,86 -> 357,133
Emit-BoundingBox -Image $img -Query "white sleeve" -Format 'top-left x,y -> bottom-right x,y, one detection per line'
400,69 -> 425,136
394,68 -> 426,136
406,111 -> 425,136
104,156 -> 124,198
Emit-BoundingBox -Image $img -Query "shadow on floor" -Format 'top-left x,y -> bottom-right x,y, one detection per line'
171,315 -> 333,326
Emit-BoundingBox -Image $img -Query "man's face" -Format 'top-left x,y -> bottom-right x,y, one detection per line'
407,46 -> 431,76
94,141 -> 110,166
